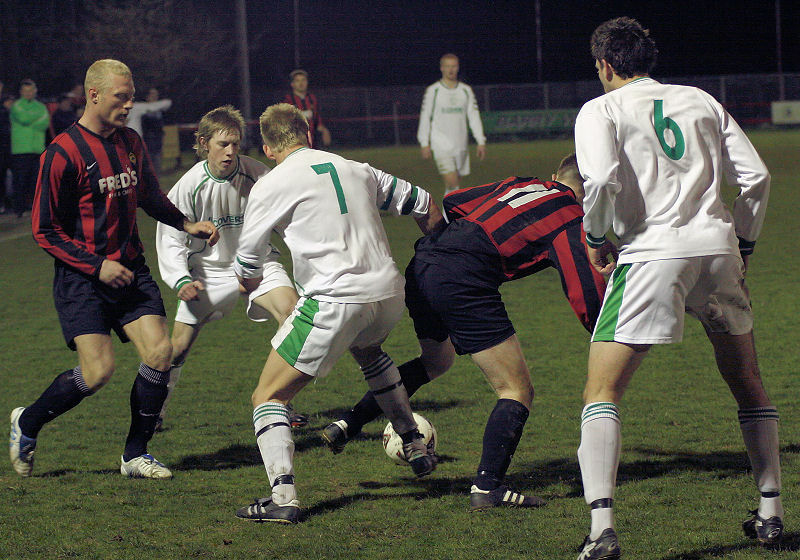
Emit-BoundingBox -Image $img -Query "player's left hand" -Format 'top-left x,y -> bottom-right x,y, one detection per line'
178,280 -> 205,301
184,220 -> 219,246
588,240 -> 618,276
476,144 -> 487,161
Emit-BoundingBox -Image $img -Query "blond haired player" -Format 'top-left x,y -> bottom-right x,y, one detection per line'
417,53 -> 487,196
574,17 -> 779,559
155,105 -> 299,430
233,103 -> 444,523
10,59 -> 218,480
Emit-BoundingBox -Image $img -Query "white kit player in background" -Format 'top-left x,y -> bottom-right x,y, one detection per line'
573,17 -> 780,560
417,53 -> 487,197
232,103 -> 445,524
155,106 -> 299,431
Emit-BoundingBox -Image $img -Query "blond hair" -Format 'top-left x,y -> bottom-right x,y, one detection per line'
259,103 -> 309,152
194,105 -> 246,158
84,59 -> 132,94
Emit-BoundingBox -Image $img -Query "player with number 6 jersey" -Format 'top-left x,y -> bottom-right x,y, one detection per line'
232,103 -> 444,523
573,18 -> 778,559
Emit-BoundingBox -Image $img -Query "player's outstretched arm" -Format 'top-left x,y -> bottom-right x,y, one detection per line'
414,198 -> 446,235
183,219 -> 219,246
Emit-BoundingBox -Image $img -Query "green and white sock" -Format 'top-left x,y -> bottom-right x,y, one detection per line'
253,402 -> 296,505
578,402 -> 620,540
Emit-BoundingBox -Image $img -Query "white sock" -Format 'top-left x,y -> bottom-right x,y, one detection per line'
578,402 -> 621,540
738,407 -> 783,519
158,363 -> 183,420
253,402 -> 296,506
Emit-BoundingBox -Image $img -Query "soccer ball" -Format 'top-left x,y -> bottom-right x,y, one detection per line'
382,413 -> 437,465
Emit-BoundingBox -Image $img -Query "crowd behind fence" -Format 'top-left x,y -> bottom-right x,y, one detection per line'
174,72 -> 800,153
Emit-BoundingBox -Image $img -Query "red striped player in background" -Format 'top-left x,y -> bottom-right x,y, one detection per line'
9,59 -> 218,480
284,69 -> 331,148
323,154 -> 606,510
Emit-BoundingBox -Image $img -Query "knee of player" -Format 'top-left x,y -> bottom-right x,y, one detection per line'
141,340 -> 173,372
420,338 -> 455,379
81,360 -> 115,391
425,351 -> 454,379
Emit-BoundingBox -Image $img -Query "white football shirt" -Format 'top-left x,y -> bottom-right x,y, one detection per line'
417,81 -> 486,154
156,154 -> 272,290
234,147 -> 431,303
575,77 -> 769,264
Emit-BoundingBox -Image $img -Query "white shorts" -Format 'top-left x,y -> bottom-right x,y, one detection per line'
271,294 -> 405,378
246,262 -> 295,322
433,149 -> 469,177
592,255 -> 753,344
175,262 -> 292,325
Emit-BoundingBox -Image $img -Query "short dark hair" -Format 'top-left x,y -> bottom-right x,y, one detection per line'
590,17 -> 657,79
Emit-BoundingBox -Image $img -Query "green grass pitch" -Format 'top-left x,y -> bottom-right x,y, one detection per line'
1,130 -> 799,559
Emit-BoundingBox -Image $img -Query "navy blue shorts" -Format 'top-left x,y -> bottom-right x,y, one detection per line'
405,223 -> 515,355
53,258 -> 166,350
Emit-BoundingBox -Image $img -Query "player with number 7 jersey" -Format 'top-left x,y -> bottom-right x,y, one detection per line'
231,103 -> 444,523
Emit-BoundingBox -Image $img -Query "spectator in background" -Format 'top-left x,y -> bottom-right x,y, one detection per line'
0,82 -> 12,214
417,53 -> 487,197
51,94 -> 78,136
128,87 -> 172,175
284,69 -> 331,148
65,83 -> 86,116
10,78 -> 49,217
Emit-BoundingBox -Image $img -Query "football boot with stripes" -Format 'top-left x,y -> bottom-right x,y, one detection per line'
469,484 -> 546,511
236,497 -> 300,524
9,407 -> 36,477
120,454 -> 173,479
576,528 -> 621,560
742,510 -> 783,545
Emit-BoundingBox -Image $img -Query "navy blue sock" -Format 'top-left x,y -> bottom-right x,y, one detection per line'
19,367 -> 93,438
123,364 -> 169,461
474,399 -> 530,491
342,358 -> 430,436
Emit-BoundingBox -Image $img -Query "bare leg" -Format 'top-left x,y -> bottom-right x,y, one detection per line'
442,171 -> 461,195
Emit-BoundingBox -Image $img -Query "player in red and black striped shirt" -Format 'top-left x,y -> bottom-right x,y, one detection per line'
9,59 -> 218,480
283,69 -> 331,148
322,154 -> 606,509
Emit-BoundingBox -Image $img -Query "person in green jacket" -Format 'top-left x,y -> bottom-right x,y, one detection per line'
10,79 -> 49,217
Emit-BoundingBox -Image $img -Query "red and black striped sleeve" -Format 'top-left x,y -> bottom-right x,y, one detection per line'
32,144 -> 105,275
442,179 -> 510,222
548,225 -> 606,332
